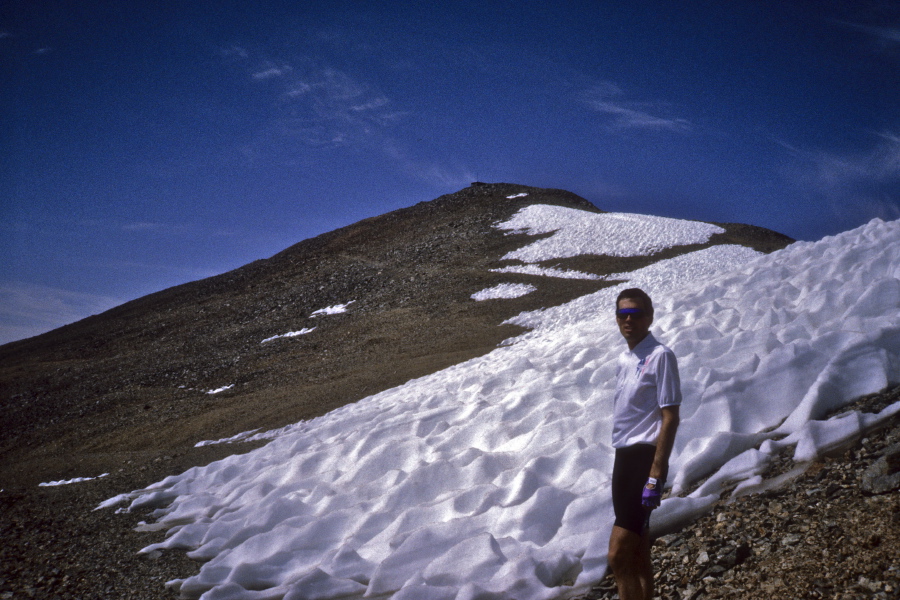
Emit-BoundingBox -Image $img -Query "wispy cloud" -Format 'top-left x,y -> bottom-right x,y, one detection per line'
120,221 -> 193,235
286,83 -> 313,97
222,46 -> 401,155
98,258 -> 222,280
0,282 -> 122,345
830,0 -> 900,56
252,63 -> 292,80
868,25 -> 900,44
218,45 -> 249,59
382,141 -> 477,189
580,82 -> 692,133
780,131 -> 900,223
120,222 -> 168,232
782,132 -> 900,188
415,163 -> 479,189
835,20 -> 900,49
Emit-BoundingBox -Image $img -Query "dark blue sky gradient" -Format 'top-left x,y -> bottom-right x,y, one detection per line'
2,1 -> 899,343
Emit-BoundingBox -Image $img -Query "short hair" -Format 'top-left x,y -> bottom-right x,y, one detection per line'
616,288 -> 654,314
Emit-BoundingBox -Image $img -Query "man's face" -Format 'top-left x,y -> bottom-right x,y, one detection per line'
616,297 -> 653,349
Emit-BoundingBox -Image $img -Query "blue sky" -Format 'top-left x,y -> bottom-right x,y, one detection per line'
3,0 -> 899,344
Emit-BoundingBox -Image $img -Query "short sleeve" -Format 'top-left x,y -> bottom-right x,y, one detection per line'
655,349 -> 682,407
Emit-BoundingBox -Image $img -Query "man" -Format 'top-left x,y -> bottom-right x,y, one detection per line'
607,288 -> 681,600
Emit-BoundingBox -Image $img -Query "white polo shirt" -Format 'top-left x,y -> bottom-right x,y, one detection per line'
612,332 -> 682,449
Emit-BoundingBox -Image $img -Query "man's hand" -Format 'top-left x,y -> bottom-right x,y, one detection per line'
641,477 -> 663,509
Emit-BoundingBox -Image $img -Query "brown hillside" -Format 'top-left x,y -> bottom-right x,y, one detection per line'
0,183 -> 792,490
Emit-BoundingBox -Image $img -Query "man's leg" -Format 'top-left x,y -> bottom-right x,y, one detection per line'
608,524 -> 653,600
610,445 -> 656,599
637,526 -> 653,599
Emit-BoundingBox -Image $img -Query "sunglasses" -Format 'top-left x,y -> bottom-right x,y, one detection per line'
616,307 -> 647,320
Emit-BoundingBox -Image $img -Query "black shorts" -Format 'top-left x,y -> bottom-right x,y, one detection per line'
612,444 -> 657,534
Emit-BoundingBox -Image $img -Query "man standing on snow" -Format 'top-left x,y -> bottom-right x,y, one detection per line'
607,288 -> 681,600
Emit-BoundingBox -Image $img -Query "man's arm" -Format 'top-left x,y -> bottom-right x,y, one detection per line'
650,405 -> 679,481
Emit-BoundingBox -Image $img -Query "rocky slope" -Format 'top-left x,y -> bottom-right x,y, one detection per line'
1,182 -> 806,598
2,183 -> 604,490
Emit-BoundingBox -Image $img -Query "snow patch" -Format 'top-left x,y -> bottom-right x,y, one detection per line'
261,328 -> 316,344
471,283 -> 537,301
491,265 -> 600,280
311,301 -> 355,316
207,384 -> 234,395
40,473 -> 109,487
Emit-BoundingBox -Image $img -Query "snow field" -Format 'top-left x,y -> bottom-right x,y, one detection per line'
107,209 -> 900,600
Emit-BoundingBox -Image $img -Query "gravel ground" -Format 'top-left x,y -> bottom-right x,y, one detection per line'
0,443 -> 259,599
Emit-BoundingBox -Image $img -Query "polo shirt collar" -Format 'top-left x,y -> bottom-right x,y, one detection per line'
628,331 -> 658,357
